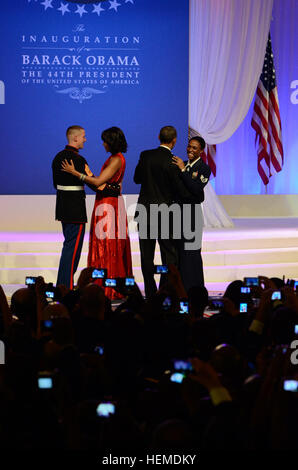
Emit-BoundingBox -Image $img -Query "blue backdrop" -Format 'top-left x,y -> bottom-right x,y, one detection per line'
0,0 -> 189,194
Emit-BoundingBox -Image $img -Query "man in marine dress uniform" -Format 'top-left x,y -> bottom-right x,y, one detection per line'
172,136 -> 211,292
52,125 -> 91,289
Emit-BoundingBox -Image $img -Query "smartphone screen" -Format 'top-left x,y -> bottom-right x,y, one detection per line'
244,277 -> 259,286
154,265 -> 168,274
25,276 -> 37,285
42,320 -> 53,329
239,303 -> 248,313
162,296 -> 172,310
271,291 -> 281,300
105,278 -> 117,287
283,380 -> 298,392
170,372 -> 185,384
125,277 -> 135,286
38,377 -> 53,389
212,299 -> 224,308
173,359 -> 193,371
179,301 -> 189,314
241,287 -> 251,294
94,346 -> 104,355
96,402 -> 115,417
45,290 -> 55,302
92,269 -> 107,279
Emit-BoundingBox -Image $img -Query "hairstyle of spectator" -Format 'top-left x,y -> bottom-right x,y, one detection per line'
270,277 -> 285,289
188,285 -> 209,319
10,288 -> 37,332
101,126 -> 127,154
79,284 -> 106,321
270,306 -> 298,345
223,280 -> 244,308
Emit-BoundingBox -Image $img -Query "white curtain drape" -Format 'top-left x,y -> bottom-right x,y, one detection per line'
189,0 -> 274,144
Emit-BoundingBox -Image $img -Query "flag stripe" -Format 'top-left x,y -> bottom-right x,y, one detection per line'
251,34 -> 283,185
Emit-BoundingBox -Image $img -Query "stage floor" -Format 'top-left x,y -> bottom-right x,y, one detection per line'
1,217 -> 297,299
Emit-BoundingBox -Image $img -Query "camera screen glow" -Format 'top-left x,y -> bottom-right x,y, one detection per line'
94,346 -> 104,355
92,269 -> 105,278
245,278 -> 258,286
284,380 -> 298,392
179,302 -> 189,314
38,377 -> 53,389
240,303 -> 248,312
213,300 -> 223,308
156,265 -> 168,274
174,360 -> 192,371
241,287 -> 250,293
170,372 -> 185,383
96,403 -> 115,417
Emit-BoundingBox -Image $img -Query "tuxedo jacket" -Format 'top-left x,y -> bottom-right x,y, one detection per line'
180,157 -> 211,204
52,145 -> 88,223
134,146 -> 194,213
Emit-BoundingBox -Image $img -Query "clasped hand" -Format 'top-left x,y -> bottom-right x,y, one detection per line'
172,155 -> 185,170
61,159 -> 76,174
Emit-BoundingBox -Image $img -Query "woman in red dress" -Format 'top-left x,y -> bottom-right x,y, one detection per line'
61,127 -> 132,299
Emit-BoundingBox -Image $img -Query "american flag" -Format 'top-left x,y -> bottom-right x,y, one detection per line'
251,34 -> 283,185
188,127 -> 217,177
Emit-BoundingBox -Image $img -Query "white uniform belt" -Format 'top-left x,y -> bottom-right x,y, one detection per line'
57,185 -> 84,191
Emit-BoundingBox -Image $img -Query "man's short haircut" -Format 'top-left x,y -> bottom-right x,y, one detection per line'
189,135 -> 206,151
159,126 -> 177,144
66,125 -> 84,139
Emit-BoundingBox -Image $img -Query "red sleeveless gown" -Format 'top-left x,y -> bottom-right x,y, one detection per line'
87,153 -> 133,300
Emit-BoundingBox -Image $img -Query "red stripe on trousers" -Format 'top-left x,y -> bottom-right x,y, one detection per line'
70,224 -> 83,290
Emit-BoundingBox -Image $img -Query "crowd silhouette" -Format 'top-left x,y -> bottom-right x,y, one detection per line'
0,267 -> 297,453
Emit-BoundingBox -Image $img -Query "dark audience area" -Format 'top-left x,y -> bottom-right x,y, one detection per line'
0,267 -> 297,452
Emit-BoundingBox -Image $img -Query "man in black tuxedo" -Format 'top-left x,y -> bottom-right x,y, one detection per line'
172,136 -> 211,292
134,126 -> 193,298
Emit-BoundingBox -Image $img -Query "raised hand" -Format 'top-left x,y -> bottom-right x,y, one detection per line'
172,155 -> 185,171
190,357 -> 221,390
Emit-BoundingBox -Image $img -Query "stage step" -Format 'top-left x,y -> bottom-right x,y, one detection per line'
0,227 -> 298,252
0,218 -> 297,297
1,247 -> 297,269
